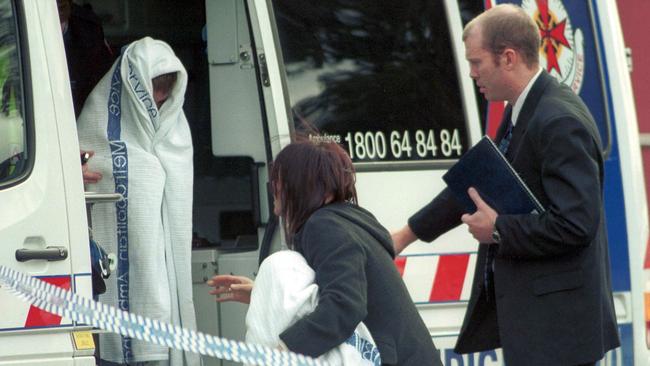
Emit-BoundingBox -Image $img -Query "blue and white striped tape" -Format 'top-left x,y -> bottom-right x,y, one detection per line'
0,265 -> 326,366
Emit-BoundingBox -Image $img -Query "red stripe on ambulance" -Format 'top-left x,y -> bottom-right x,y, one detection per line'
396,253 -> 474,303
429,254 -> 470,301
24,276 -> 71,328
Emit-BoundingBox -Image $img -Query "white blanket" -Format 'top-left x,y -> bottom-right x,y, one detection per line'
246,251 -> 381,366
77,37 -> 198,365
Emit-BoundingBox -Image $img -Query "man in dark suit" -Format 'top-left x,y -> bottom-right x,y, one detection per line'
392,4 -> 619,366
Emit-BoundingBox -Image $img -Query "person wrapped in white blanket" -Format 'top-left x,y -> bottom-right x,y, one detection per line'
77,37 -> 199,366
245,250 -> 381,366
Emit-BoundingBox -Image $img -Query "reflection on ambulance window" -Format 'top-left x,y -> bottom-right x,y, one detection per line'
273,0 -> 476,163
0,1 -> 26,184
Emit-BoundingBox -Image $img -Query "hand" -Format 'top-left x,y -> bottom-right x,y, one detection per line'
461,187 -> 498,243
391,225 -> 417,255
207,274 -> 254,304
81,150 -> 102,184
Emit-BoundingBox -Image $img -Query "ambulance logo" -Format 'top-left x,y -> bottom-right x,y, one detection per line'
522,0 -> 585,94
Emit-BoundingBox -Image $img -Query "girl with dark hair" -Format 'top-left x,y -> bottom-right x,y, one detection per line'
208,137 -> 442,366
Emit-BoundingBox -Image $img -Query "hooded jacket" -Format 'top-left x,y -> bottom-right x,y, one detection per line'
280,202 -> 441,366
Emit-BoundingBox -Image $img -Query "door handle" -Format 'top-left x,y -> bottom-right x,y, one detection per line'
15,246 -> 69,262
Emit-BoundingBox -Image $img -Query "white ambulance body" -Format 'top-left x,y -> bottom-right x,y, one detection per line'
0,0 -> 95,365
0,0 -> 648,365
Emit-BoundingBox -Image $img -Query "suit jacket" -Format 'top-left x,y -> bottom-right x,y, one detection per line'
409,71 -> 619,366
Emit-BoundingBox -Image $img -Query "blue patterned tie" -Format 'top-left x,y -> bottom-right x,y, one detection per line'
498,122 -> 514,154
485,111 -> 514,301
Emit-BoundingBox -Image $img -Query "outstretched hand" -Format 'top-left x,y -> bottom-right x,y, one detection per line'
207,274 -> 254,304
461,187 -> 498,243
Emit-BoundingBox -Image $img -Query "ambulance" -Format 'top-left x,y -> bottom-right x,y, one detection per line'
0,0 -> 647,365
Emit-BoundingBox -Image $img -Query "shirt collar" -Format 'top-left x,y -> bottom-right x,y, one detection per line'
511,67 -> 543,126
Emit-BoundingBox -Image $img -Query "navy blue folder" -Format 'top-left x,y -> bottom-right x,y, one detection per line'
442,136 -> 545,215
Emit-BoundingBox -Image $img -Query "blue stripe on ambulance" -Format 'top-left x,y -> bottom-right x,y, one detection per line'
591,0 -> 635,362
588,0 -> 632,295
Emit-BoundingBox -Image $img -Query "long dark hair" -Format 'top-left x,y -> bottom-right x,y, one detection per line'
270,136 -> 357,245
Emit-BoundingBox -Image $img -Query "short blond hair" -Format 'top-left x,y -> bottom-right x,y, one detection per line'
463,4 -> 540,68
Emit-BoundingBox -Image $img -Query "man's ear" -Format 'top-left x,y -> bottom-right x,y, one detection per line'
502,48 -> 518,70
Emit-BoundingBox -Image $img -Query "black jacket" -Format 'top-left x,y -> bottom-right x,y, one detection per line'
409,71 -> 619,366
280,202 -> 441,366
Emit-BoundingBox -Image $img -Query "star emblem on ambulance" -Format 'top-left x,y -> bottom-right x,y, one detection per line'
522,0 -> 585,94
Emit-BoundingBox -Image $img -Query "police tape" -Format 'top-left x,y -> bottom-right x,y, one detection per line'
0,265 -> 326,366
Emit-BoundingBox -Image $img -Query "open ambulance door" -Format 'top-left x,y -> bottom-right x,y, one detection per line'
0,0 -> 93,365
193,1 -> 291,364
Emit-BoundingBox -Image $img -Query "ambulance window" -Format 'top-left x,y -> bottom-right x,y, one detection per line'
0,0 -> 28,185
272,0 -> 470,165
